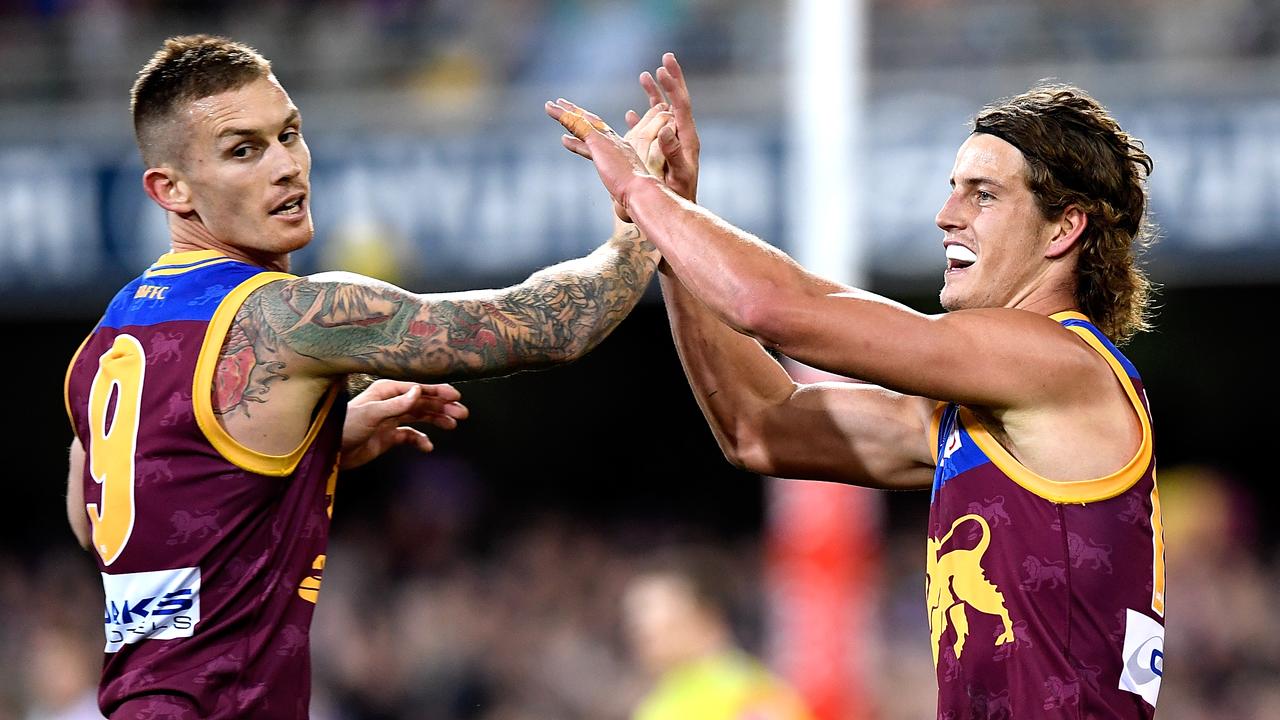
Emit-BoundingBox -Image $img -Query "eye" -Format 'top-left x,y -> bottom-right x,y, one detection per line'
976,190 -> 995,203
232,144 -> 256,159
281,129 -> 301,144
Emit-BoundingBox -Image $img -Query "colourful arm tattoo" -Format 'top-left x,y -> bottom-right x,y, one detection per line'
219,226 -> 658,393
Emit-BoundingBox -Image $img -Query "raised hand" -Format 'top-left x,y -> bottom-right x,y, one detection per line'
547,98 -> 665,222
629,53 -> 700,202
340,379 -> 469,469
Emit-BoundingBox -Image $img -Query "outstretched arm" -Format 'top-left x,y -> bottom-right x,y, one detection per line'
632,54 -> 933,487
235,223 -> 658,382
547,65 -> 1098,412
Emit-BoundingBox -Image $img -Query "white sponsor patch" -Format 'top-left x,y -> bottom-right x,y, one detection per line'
1118,608 -> 1164,707
101,566 -> 200,653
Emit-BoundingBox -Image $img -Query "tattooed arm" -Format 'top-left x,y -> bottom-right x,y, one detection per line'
231,225 -> 659,383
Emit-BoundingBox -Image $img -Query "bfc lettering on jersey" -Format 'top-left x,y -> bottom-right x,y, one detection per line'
102,567 -> 201,652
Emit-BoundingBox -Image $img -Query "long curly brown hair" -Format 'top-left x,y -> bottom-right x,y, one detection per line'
973,84 -> 1157,344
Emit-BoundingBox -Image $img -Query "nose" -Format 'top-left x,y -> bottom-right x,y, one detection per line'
269,142 -> 304,185
935,191 -> 965,233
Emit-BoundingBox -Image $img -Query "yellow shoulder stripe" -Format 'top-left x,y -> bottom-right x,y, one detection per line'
192,272 -> 339,477
64,331 -> 94,439
958,322 -> 1152,504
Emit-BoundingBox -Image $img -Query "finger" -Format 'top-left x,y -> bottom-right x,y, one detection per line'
658,124 -> 682,161
657,56 -> 697,137
626,102 -> 667,134
416,413 -> 458,430
561,134 -> 592,159
352,378 -> 416,403
440,400 -> 469,419
406,393 -> 467,413
416,383 -> 461,402
364,384 -> 420,416
625,109 -> 640,129
547,99 -> 612,140
631,110 -> 673,145
395,426 -> 433,453
639,71 -> 666,108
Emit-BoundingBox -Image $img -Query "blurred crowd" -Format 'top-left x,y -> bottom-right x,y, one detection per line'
1,463 -> 1276,720
2,0 -> 1278,106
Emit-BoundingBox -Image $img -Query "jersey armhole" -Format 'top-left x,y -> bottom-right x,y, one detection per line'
63,330 -> 95,442
957,322 -> 1153,504
191,272 -> 339,477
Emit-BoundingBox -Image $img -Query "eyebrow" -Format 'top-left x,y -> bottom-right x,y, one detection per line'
216,109 -> 301,141
950,176 -> 1007,189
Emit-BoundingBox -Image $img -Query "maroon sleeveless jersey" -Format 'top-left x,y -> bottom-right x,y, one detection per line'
927,312 -> 1165,719
65,250 -> 347,719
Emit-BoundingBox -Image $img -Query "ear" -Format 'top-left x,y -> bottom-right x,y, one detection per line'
1045,205 -> 1086,259
142,167 -> 194,215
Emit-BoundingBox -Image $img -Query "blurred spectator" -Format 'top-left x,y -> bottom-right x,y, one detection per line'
622,549 -> 814,720
24,625 -> 104,720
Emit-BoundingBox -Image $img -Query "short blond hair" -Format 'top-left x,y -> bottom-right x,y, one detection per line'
131,35 -> 272,167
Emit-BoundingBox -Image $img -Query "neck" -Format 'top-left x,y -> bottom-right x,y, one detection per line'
168,213 -> 289,273
1007,264 -> 1078,317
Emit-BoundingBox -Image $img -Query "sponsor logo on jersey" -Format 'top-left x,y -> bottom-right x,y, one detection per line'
942,426 -> 962,461
101,566 -> 201,653
1118,608 -> 1163,707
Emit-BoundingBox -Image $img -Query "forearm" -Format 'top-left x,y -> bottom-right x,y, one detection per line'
659,264 -> 795,463
626,178 -> 841,344
492,224 -> 660,362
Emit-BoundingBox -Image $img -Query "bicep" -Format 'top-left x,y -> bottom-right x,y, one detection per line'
738,381 -> 937,490
763,291 -> 1094,409
66,438 -> 89,549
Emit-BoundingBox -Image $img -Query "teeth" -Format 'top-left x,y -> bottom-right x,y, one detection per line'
274,198 -> 302,214
946,245 -> 977,264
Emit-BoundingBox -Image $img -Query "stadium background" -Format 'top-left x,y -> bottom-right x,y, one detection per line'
2,1 -> 1277,718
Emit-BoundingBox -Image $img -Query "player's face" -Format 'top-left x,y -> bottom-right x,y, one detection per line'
174,76 -> 313,257
935,133 -> 1061,312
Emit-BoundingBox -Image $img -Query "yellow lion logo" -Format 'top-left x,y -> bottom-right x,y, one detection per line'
927,514 -> 1015,667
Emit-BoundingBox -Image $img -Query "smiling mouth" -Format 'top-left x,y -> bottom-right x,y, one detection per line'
270,196 -> 306,217
945,244 -> 977,270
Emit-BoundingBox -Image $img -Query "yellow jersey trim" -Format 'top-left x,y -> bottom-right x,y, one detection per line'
146,259 -> 237,278
192,271 -> 339,477
929,402 -> 946,464
64,331 -> 94,437
958,315 -> 1153,504
145,250 -> 238,278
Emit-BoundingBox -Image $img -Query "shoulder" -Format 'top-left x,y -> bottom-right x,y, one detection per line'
942,308 -> 1105,381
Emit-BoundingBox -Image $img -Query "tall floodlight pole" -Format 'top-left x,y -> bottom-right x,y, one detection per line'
768,1 -> 879,719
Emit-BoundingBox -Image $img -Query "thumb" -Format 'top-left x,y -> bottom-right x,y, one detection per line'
658,125 -> 681,159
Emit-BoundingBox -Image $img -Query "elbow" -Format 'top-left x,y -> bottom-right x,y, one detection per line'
716,426 -> 780,477
730,290 -> 795,350
69,516 -> 90,551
